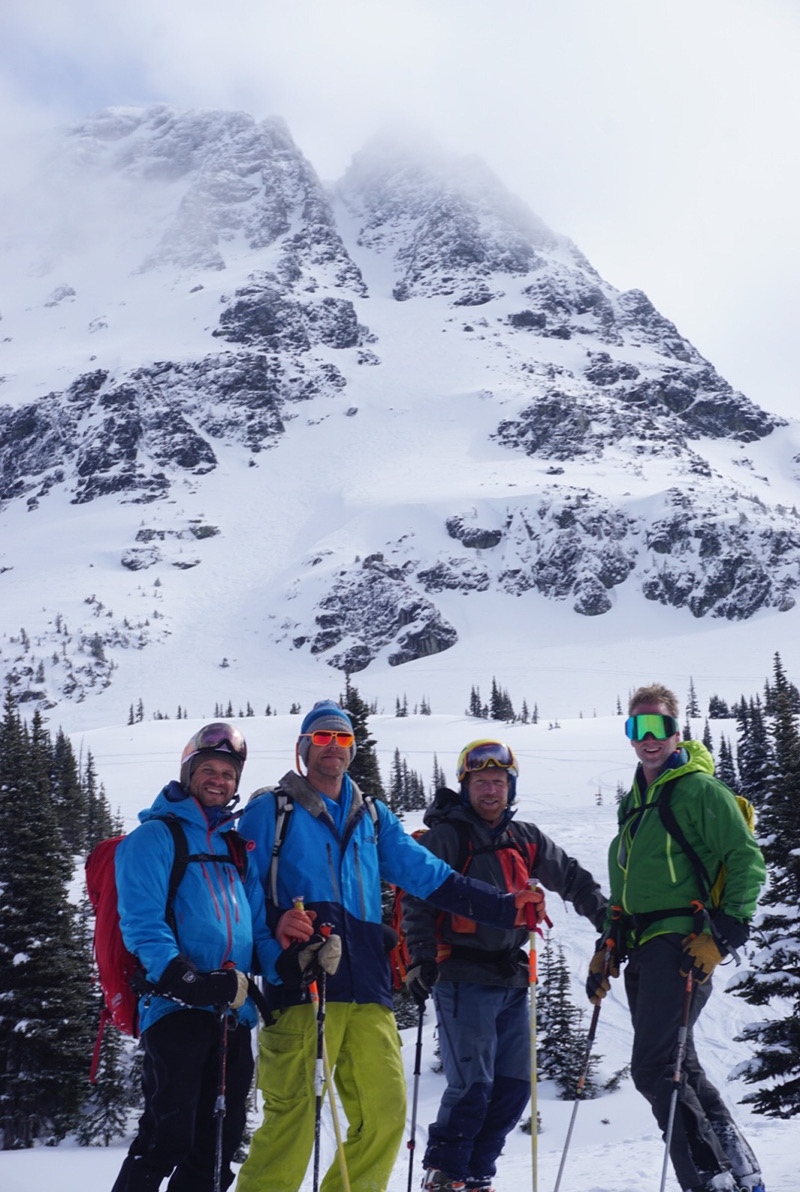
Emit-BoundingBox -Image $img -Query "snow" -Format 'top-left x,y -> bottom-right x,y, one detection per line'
1,107 -> 800,1188
4,713 -> 800,1189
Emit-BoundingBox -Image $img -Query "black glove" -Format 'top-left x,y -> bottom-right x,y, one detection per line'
156,956 -> 247,1008
710,911 -> 749,953
275,932 -> 343,988
405,959 -> 439,1005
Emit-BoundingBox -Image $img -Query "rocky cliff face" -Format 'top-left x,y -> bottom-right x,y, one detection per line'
0,105 -> 797,707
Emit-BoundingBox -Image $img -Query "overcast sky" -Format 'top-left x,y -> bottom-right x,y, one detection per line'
1,0 -> 797,419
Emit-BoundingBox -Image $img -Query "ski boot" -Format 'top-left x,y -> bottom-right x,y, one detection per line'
422,1172 -> 467,1191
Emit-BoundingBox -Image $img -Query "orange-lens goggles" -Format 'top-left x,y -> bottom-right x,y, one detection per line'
304,730 -> 355,747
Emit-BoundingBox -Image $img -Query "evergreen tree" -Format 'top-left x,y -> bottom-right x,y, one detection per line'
734,654 -> 800,1115
716,735 -> 739,792
84,752 -> 115,850
431,754 -> 447,793
708,694 -> 731,719
340,675 -> 384,797
686,677 -> 701,719
76,992 -> 131,1146
702,719 -> 713,754
537,936 -> 599,1099
0,692 -> 95,1148
736,696 -> 771,810
389,749 -> 405,815
51,728 -> 88,853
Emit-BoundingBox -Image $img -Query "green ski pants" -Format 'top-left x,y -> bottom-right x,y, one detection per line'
235,1000 -> 406,1192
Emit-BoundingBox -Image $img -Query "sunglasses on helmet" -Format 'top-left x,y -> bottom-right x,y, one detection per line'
302,730 -> 355,748
625,714 -> 679,741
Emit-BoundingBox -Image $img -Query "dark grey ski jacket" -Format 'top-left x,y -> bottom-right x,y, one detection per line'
402,788 -> 606,989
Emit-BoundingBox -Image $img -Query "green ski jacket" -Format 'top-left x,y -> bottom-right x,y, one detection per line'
606,739 -> 766,947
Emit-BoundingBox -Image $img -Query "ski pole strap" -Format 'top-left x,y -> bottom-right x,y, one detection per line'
89,1007 -> 110,1084
247,977 -> 274,1026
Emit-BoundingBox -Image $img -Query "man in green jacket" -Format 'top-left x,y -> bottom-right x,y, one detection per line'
587,684 -> 766,1192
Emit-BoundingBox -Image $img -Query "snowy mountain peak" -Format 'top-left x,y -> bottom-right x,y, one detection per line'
0,105 -> 798,725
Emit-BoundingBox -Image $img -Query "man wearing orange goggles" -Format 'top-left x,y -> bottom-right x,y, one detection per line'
237,702 -> 544,1192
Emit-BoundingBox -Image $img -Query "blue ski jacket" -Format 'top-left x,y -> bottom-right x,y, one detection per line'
116,781 -> 281,1032
239,770 -> 525,1010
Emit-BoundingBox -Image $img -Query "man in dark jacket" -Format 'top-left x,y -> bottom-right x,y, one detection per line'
111,723 -> 281,1192
402,738 -> 606,1192
587,684 -> 766,1192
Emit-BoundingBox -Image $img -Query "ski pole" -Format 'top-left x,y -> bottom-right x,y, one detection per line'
294,898 -> 351,1192
552,939 -> 613,1192
525,887 -> 550,1192
317,969 -> 351,1192
406,999 -> 425,1192
213,1008 -> 229,1192
659,969 -> 694,1192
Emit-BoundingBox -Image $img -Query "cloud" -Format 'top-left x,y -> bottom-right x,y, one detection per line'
1,0 -> 798,415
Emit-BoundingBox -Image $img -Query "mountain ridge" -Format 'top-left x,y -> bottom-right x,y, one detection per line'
1,104 -> 799,725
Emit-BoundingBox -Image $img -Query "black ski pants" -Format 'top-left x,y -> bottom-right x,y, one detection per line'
111,1009 -> 254,1192
624,934 -> 735,1191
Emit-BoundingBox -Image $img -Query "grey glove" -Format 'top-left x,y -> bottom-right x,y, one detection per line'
275,932 -> 342,988
405,959 -> 439,1005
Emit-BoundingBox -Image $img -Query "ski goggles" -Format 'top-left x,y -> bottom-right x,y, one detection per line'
301,730 -> 355,748
181,723 -> 247,765
624,714 -> 679,741
457,740 -> 518,782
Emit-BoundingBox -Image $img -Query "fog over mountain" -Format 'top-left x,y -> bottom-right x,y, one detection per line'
1,105 -> 799,731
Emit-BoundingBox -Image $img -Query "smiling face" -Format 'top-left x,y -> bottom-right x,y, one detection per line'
189,756 -> 238,808
467,767 -> 510,827
630,700 -> 681,784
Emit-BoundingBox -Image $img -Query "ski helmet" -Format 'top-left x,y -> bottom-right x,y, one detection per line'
180,722 -> 247,792
456,739 -> 518,802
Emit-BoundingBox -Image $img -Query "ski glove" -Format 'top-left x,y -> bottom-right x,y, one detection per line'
156,955 -> 249,1009
585,942 -> 620,1005
680,932 -> 724,984
405,959 -> 439,1005
513,885 -> 549,927
275,932 -> 343,988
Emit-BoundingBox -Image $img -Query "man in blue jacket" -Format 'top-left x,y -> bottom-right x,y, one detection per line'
236,701 -> 543,1192
111,723 -> 281,1192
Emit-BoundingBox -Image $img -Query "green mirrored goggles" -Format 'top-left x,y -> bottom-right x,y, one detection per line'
625,713 -> 679,741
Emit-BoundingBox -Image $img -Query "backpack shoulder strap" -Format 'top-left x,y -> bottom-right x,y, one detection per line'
363,794 -> 381,834
267,790 -> 294,906
657,780 -> 713,902
162,818 -> 191,933
223,829 -> 250,882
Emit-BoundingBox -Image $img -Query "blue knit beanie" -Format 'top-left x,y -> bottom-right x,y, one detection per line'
297,700 -> 357,768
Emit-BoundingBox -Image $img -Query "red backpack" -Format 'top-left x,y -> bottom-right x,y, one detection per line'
85,818 -> 248,1081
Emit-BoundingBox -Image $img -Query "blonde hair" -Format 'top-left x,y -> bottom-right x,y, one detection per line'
628,684 -> 679,718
